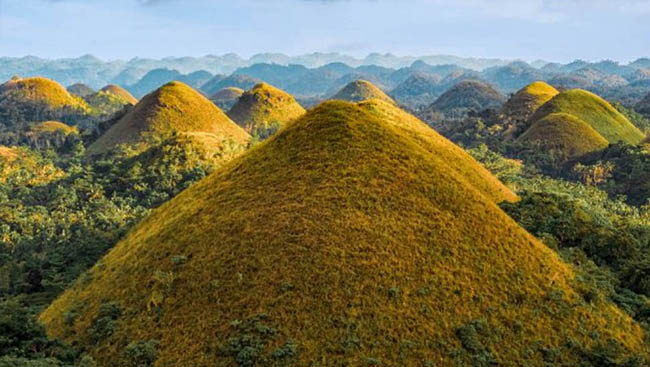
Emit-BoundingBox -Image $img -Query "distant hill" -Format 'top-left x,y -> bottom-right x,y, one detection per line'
227,83 -> 305,137
637,92 -> 650,117
517,112 -> 609,160
210,87 -> 244,111
500,81 -> 559,124
0,76 -> 90,127
41,99 -> 648,366
66,83 -> 95,98
331,80 -> 395,103
529,89 -> 644,144
428,80 -> 506,117
126,68 -> 183,98
87,81 -> 249,155
201,74 -> 262,96
482,61 -> 544,92
389,73 -> 442,108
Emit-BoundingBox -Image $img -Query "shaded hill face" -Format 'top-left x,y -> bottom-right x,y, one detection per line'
100,85 -> 138,105
529,89 -> 644,144
500,81 -> 559,122
127,68 -> 183,98
201,74 -> 262,96
66,83 -> 95,98
389,73 -> 442,108
637,93 -> 650,116
226,83 -> 306,135
517,112 -> 609,160
41,100 -> 647,366
331,79 -> 394,103
429,80 -> 505,117
0,77 -> 89,126
87,81 -> 249,155
210,87 -> 244,111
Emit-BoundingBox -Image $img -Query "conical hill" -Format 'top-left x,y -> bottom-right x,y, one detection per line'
331,79 -> 395,104
42,100 -> 645,366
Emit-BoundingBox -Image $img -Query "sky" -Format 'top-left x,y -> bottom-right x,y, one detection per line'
0,0 -> 648,63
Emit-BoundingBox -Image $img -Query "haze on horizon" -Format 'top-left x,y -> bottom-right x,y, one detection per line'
0,0 -> 648,64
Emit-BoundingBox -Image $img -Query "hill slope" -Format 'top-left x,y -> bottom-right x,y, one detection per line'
99,85 -> 138,105
331,79 -> 395,103
529,89 -> 644,144
66,83 -> 95,98
517,112 -> 609,160
41,100 -> 646,366
637,92 -> 650,116
429,80 -> 505,117
500,81 -> 559,122
87,81 -> 249,155
227,83 -> 306,135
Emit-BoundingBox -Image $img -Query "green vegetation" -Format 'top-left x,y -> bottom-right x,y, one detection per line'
226,83 -> 305,136
331,80 -> 395,104
40,100 -> 646,366
529,89 -> 644,144
87,81 -> 250,155
636,93 -> 650,117
66,84 -> 95,98
98,85 -> 137,105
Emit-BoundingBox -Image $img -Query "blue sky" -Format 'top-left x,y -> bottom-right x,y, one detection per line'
0,0 -> 648,63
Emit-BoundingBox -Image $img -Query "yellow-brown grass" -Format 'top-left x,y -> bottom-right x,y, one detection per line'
87,81 -> 249,155
42,100 -> 644,366
226,83 -> 306,133
517,112 -> 609,160
0,145 -> 64,185
99,85 -> 138,105
0,77 -> 89,112
501,81 -> 559,121
28,121 -> 79,136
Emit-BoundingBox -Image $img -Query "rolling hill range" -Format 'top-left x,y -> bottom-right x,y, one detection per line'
87,81 -> 249,155
0,76 -> 90,127
528,89 -> 644,144
331,80 -> 395,103
226,83 -> 305,135
210,87 -> 244,111
41,99 -> 648,366
427,80 -> 506,118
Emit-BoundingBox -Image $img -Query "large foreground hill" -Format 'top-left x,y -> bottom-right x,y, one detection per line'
41,100 -> 645,366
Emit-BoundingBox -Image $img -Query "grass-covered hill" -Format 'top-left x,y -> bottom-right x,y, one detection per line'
516,112 -> 609,161
28,120 -> 78,136
87,81 -> 249,155
210,87 -> 244,111
428,80 -> 506,118
331,79 -> 395,104
0,77 -> 90,127
66,83 -> 95,98
201,74 -> 262,96
389,73 -> 442,108
226,83 -> 306,137
500,81 -> 559,123
99,85 -> 138,105
529,89 -> 645,144
41,100 -> 649,366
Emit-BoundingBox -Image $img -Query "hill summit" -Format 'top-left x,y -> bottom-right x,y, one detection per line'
210,87 -> 244,111
87,81 -> 249,154
227,83 -> 306,136
41,99 -> 646,366
331,79 -> 395,104
528,89 -> 644,144
500,81 -> 559,122
429,80 -> 505,117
